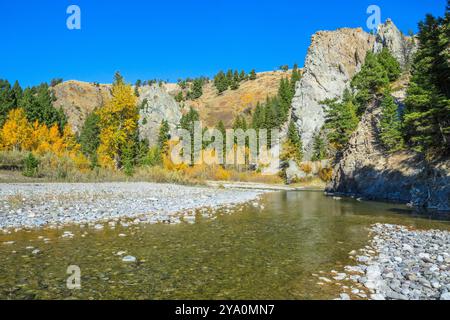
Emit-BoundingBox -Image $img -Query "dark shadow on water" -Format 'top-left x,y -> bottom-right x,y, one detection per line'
388,207 -> 450,222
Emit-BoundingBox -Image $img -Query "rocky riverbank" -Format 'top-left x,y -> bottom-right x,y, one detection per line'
0,182 -> 268,230
335,224 -> 450,300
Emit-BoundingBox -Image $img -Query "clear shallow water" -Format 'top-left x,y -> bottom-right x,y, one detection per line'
0,191 -> 449,300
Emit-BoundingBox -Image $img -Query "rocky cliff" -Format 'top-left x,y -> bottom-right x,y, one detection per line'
137,85 -> 182,146
326,99 -> 450,212
292,20 -> 416,159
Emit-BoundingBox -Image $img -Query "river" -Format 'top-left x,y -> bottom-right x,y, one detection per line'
0,191 -> 449,299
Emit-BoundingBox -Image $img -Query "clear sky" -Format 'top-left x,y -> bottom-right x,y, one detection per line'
1,0 -> 447,87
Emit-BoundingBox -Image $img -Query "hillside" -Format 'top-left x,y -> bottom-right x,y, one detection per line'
51,70 -> 292,137
171,70 -> 293,127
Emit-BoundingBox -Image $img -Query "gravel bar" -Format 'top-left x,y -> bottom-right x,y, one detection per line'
0,182 -> 268,230
336,224 -> 450,300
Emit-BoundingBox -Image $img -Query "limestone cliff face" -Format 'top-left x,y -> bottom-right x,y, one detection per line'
373,19 -> 417,69
137,85 -> 182,146
53,81 -> 181,146
292,20 -> 417,160
326,99 -> 450,212
291,28 -> 375,159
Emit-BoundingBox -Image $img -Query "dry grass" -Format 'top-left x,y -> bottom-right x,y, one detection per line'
176,71 -> 293,127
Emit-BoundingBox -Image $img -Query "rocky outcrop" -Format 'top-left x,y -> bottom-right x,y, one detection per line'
53,81 -> 111,133
292,20 -> 417,160
53,81 -> 181,147
291,28 -> 375,159
326,100 -> 450,212
137,85 -> 182,146
373,19 -> 417,69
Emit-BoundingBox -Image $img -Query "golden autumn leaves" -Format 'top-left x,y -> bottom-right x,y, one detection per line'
97,76 -> 139,169
0,108 -> 86,166
0,75 -> 140,172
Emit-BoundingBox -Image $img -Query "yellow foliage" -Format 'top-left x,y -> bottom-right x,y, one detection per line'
300,163 -> 313,174
0,108 -> 88,171
319,167 -> 333,182
97,77 -> 139,169
0,109 -> 33,151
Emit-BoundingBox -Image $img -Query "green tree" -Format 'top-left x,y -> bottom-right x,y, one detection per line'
324,89 -> 359,150
286,120 -> 303,162
380,92 -> 404,152
79,111 -> 101,166
311,132 -> 328,161
158,120 -> 171,153
378,48 -> 401,82
249,69 -> 257,80
404,9 -> 450,155
214,71 -> 228,94
189,78 -> 204,100
239,70 -> 247,81
290,63 -> 301,95
20,84 -> 67,131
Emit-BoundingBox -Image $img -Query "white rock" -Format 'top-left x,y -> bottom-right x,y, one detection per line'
122,256 -> 137,263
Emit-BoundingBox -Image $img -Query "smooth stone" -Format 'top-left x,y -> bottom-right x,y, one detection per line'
122,256 -> 137,263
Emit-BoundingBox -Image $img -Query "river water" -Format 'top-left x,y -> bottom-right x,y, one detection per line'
0,191 -> 449,300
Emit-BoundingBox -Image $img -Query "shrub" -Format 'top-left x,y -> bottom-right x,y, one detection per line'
22,152 -> 39,177
300,163 -> 312,174
319,167 -> 333,182
0,151 -> 26,170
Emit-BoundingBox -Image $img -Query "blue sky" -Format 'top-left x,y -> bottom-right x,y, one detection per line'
1,0 -> 446,87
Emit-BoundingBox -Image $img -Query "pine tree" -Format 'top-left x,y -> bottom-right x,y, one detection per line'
290,63 -> 301,95
311,132 -> 328,161
231,71 -> 240,90
380,92 -> 404,152
285,121 -> 303,162
404,8 -> 450,155
158,120 -> 171,153
214,71 -> 228,94
324,90 -> 359,150
239,70 -> 247,81
180,107 -> 200,164
0,80 -> 14,126
79,111 -> 100,165
20,83 -> 67,132
249,69 -> 257,80
378,48 -> 401,82
189,78 -> 203,99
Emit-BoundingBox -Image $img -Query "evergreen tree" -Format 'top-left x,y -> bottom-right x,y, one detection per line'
214,71 -> 228,94
378,48 -> 402,82
20,84 -> 67,131
290,63 -> 301,95
285,121 -> 303,162
231,71 -> 240,90
404,7 -> 450,155
324,89 -> 359,150
380,92 -> 404,152
189,78 -> 204,99
239,70 -> 247,81
158,120 -> 171,153
180,107 -> 200,164
0,80 -> 14,126
311,132 -> 328,161
79,111 -> 101,166
249,69 -> 257,80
